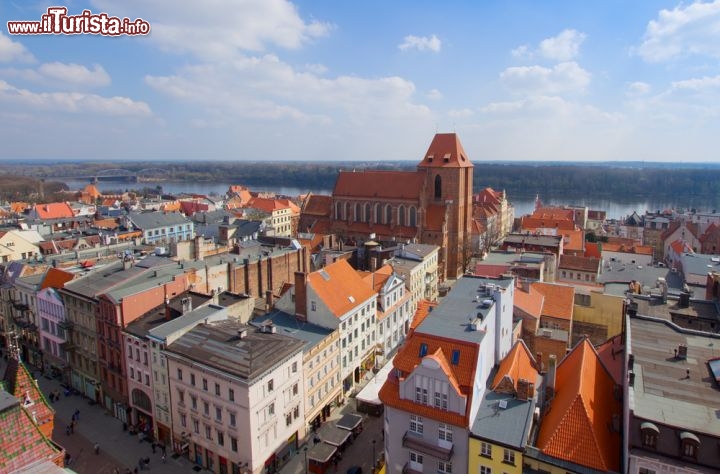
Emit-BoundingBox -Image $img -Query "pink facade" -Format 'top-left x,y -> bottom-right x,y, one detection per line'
37,287 -> 69,378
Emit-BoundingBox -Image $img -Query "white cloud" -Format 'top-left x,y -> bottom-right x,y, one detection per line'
91,0 -> 332,59
145,54 -> 430,124
0,80 -> 151,116
511,29 -> 586,61
304,63 -> 328,75
38,63 -> 111,87
0,32 -> 35,63
626,81 -> 651,97
671,74 -> 720,91
426,89 -> 443,100
637,0 -> 720,62
398,34 -> 442,53
500,61 -> 591,95
448,108 -> 474,118
539,29 -> 586,61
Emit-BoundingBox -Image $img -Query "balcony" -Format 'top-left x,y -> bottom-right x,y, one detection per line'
402,431 -> 453,461
58,320 -> 74,331
60,341 -> 76,352
402,463 -> 423,474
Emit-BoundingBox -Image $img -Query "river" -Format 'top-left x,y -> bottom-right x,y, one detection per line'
64,180 -> 719,221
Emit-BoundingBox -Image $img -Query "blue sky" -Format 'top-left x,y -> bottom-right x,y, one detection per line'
2,1 -> 720,162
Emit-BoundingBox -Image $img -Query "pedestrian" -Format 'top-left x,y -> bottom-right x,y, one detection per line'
161,453 -> 166,464
65,425 -> 71,436
71,420 -> 76,433
94,442 -> 100,454
73,409 -> 80,421
151,442 -> 156,454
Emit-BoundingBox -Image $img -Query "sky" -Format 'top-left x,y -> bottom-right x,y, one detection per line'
2,1 -> 720,163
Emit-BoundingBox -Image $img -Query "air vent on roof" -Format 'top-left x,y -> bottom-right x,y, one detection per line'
319,270 -> 330,281
498,400 -> 508,409
348,295 -> 355,303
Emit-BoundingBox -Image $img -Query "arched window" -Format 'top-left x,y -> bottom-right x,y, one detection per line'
364,203 -> 371,223
434,175 -> 442,199
335,202 -> 341,220
409,207 -> 417,227
374,203 -> 380,224
385,204 -> 393,225
132,389 -> 152,414
354,203 -> 360,221
398,205 -> 406,226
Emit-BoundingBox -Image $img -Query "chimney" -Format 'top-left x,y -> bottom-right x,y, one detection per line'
517,378 -> 529,401
545,354 -> 557,401
536,352 -> 544,373
294,271 -> 307,320
265,290 -> 274,311
182,297 -> 192,314
164,297 -> 171,321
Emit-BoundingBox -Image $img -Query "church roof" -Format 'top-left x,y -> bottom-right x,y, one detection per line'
417,133 -> 473,169
333,170 -> 425,200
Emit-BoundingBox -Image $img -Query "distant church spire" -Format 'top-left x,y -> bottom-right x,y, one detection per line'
535,194 -> 543,211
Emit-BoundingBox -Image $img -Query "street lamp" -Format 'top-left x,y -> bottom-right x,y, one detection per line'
372,439 -> 376,473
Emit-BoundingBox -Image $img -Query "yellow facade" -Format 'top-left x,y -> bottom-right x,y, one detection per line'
468,438 -> 522,474
573,290 -> 624,340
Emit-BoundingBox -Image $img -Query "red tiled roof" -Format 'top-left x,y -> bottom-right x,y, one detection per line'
670,239 -> 692,255
514,285 -> 544,319
561,229 -> 585,253
584,242 -> 601,259
10,202 -> 28,214
492,340 -> 538,392
41,268 -> 74,290
473,264 -> 511,278
331,221 -> 418,240
520,216 -> 576,231
600,243 -> 653,255
333,170 -> 425,199
302,194 -> 333,217
83,184 -> 102,198
533,282 -> 574,321
559,255 -> 600,273
595,334 -> 624,386
0,396 -> 63,472
2,360 -> 54,436
474,187 -> 502,205
532,207 -> 575,221
180,200 -> 210,216
536,339 -> 621,472
417,133 -> 474,169
33,202 -> 74,219
248,197 -> 291,213
93,218 -> 119,229
360,265 -> 392,293
587,210 -> 606,220
409,300 -> 438,332
307,259 -> 377,317
700,222 -> 720,244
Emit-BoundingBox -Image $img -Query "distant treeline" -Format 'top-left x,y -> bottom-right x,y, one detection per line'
1,161 -> 720,204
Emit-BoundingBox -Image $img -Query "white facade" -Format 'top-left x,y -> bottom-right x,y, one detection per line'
167,349 -> 305,474
376,273 -> 412,364
37,287 -> 69,371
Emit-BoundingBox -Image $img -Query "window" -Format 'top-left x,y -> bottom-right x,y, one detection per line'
190,374 -> 196,386
228,388 -> 234,402
215,383 -> 220,396
217,430 -> 224,446
481,442 -> 492,457
293,383 -> 299,396
267,379 -> 274,392
215,406 -> 222,421
639,469 -> 656,474
205,424 -> 212,439
193,419 -> 199,434
641,424 -> 658,448
419,343 -> 428,357
451,350 -> 460,365
286,413 -> 292,426
438,423 -> 452,443
268,403 -> 275,416
204,401 -> 210,416
480,467 -> 491,474
229,413 -> 236,427
203,378 -> 208,391
311,301 -> 316,311
438,461 -> 452,473
177,368 -> 183,381
422,389 -> 428,404
409,414 -> 423,434
442,393 -> 448,410
178,390 -> 185,404
180,413 -> 186,427
292,362 -> 298,373
191,396 -> 197,410
503,449 -> 515,465
231,436 -> 238,452
410,451 -> 423,465
434,391 -> 441,408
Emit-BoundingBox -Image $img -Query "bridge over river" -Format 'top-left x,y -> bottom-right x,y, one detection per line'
56,168 -> 171,183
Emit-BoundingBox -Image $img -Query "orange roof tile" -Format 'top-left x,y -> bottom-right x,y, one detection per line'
10,202 -> 28,214
559,255 -> 600,273
536,339 -> 621,472
2,360 -> 54,433
601,243 -> 653,255
584,242 -> 601,259
333,170 -> 425,199
409,300 -> 437,333
532,282 -> 574,321
82,184 -> 102,198
520,216 -> 576,231
561,229 -> 585,252
33,202 -> 74,219
474,187 -> 502,205
248,197 -> 291,213
473,264 -> 511,278
595,334 -> 624,386
41,268 -> 74,290
93,218 -> 119,229
417,133 -> 474,169
160,201 -> 181,212
302,194 -> 333,217
532,207 -> 575,220
307,259 -> 377,317
514,285 -> 544,319
492,340 -> 539,392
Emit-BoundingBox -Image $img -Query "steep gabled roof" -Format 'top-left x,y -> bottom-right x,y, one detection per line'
40,268 -> 74,290
595,334 -> 624,386
533,282 -> 574,321
514,284 -> 544,319
0,391 -> 63,472
700,222 -> 720,244
408,299 -> 438,333
301,194 -> 333,217
2,360 -> 54,433
333,170 -> 425,199
33,202 -> 74,219
307,259 -> 376,317
536,339 -> 621,472
492,340 -> 539,392
417,133 -> 473,169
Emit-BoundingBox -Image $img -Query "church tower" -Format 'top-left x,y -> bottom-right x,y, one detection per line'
417,133 -> 474,279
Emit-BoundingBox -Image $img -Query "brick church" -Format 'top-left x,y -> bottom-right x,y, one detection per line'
300,133 -> 474,280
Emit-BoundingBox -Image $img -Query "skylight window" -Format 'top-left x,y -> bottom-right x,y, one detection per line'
319,270 -> 330,281
419,343 -> 428,357
451,350 -> 460,365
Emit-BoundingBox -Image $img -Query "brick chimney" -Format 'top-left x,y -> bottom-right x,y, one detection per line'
517,378 -> 529,401
265,290 -> 274,311
294,271 -> 307,321
545,354 -> 557,402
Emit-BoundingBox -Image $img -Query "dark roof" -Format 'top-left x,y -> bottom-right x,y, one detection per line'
165,319 -> 305,382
